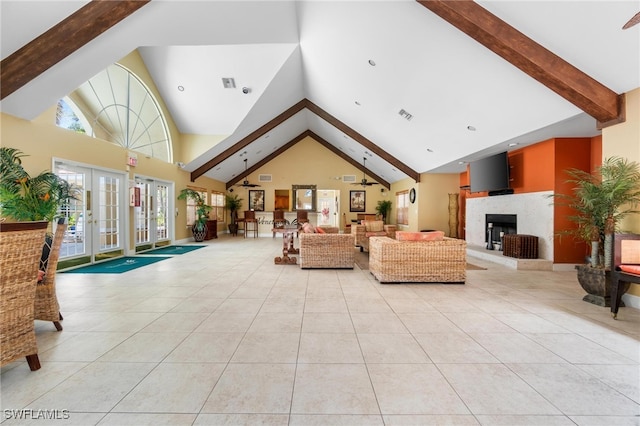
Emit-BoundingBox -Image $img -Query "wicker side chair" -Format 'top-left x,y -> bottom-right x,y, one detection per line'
1,221 -> 48,371
35,220 -> 67,331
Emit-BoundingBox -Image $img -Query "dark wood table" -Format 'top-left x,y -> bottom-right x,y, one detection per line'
272,226 -> 298,265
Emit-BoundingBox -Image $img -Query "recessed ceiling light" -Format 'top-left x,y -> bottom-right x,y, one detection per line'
177,85 -> 184,92
426,148 -> 434,153
508,142 -> 518,147
467,125 -> 476,131
355,101 -> 361,106
368,59 -> 376,66
458,161 -> 466,165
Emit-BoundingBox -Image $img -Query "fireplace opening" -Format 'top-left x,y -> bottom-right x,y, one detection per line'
485,214 -> 517,249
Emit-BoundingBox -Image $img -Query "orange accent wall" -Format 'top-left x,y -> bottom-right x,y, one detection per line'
461,136 -> 600,263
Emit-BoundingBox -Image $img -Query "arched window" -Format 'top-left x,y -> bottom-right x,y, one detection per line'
59,64 -> 172,163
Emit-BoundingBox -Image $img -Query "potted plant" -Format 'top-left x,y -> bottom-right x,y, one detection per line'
552,156 -> 640,305
225,193 -> 243,235
0,147 -> 79,271
177,188 -> 212,242
375,199 -> 392,224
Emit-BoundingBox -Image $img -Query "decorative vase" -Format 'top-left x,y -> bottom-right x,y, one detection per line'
575,264 -> 629,307
192,224 -> 207,242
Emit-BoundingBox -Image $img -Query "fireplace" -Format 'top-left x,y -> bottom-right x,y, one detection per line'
485,214 -> 517,249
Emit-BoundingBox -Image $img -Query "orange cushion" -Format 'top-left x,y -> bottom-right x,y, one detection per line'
363,220 -> 384,232
619,264 -> 640,275
315,226 -> 326,234
365,231 -> 387,237
396,231 -> 445,241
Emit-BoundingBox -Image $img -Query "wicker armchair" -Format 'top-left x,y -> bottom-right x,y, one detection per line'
369,236 -> 466,283
351,220 -> 396,252
35,220 -> 67,331
1,221 -> 48,371
299,233 -> 355,269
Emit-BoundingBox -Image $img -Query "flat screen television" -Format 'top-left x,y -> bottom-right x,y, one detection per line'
469,151 -> 511,194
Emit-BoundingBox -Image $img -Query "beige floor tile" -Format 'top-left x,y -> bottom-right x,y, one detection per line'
163,332 -> 244,363
567,415 -> 640,425
39,332 -> 133,362
526,333 -> 636,364
469,333 -> 567,363
247,312 -> 303,333
414,332 -> 500,364
302,312 -> 355,333
29,362 -> 157,412
231,332 -> 300,363
442,312 -> 515,333
98,413 -> 197,425
141,312 -> 210,332
382,414 -> 480,425
385,298 -> 437,314
473,415 -> 576,425
508,363 -> 640,416
194,312 -> 256,333
260,297 -> 305,313
114,363 -> 225,413
289,414 -> 384,425
350,312 -> 408,333
437,364 -> 561,415
98,332 -> 188,362
291,364 -> 379,414
398,313 -> 462,334
169,297 -> 225,313
357,333 -> 431,363
368,363 -> 469,415
346,298 -> 394,313
194,413 -> 289,425
574,364 -> 640,404
304,297 -> 349,313
202,363 -> 296,414
298,333 -> 363,363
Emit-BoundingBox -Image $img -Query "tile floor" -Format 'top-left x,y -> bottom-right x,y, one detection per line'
1,235 -> 639,425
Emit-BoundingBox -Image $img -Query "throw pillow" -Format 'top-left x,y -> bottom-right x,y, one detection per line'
302,222 -> 316,233
364,220 -> 384,232
395,231 -> 445,241
619,264 -> 640,275
315,226 -> 326,234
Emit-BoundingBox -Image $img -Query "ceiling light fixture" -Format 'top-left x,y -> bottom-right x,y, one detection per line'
467,125 -> 476,131
355,101 -> 361,106
177,85 -> 184,92
368,59 -> 376,66
222,78 -> 236,88
426,148 -> 434,153
508,142 -> 519,147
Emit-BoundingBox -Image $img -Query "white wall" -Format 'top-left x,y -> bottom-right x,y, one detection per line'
466,191 -> 554,261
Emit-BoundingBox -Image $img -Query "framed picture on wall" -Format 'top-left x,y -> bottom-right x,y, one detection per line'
350,190 -> 366,212
249,190 -> 265,211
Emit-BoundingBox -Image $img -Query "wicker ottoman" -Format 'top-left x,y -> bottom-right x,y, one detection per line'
503,234 -> 538,259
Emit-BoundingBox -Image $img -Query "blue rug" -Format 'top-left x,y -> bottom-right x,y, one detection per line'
141,245 -> 205,255
63,256 -> 170,274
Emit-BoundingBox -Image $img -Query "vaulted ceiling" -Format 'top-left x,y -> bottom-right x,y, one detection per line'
1,1 -> 638,187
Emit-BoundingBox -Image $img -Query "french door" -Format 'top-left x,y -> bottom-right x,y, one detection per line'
55,161 -> 126,265
134,177 -> 173,249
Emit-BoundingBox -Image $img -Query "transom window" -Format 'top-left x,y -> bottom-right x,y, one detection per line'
57,63 -> 172,163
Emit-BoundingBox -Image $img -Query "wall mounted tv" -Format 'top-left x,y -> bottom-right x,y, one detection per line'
469,151 -> 512,195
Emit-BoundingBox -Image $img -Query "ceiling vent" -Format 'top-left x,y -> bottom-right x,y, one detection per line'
222,78 -> 236,88
398,109 -> 413,121
342,175 -> 357,182
258,174 -> 272,182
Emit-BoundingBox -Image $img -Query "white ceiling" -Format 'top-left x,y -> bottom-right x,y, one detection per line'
2,1 -> 639,185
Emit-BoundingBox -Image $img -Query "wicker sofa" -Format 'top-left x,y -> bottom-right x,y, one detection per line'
351,220 -> 396,252
369,235 -> 466,283
299,233 -> 355,269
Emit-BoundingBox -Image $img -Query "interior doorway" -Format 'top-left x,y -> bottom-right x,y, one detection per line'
317,189 -> 339,227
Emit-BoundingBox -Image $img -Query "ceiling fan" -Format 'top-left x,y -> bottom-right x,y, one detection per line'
235,158 -> 261,188
352,157 -> 379,187
623,11 -> 640,29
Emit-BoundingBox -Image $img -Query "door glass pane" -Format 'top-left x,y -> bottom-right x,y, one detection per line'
98,175 -> 120,251
56,165 -> 87,259
156,183 -> 169,241
135,180 -> 151,245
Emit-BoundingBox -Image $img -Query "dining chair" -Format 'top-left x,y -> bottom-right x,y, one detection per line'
35,219 -> 67,331
0,221 -> 48,371
243,210 -> 258,238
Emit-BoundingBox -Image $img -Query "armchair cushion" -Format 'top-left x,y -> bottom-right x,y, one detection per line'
619,264 -> 640,274
363,220 -> 384,232
396,231 -> 444,241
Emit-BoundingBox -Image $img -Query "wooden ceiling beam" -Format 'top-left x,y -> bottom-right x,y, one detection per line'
1,0 -> 150,100
191,100 -> 307,181
416,0 -> 624,127
305,99 -> 421,182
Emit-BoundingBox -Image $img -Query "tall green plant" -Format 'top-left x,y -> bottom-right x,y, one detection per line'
0,147 -> 77,222
375,199 -> 392,224
177,188 -> 212,231
225,193 -> 243,225
552,156 -> 640,268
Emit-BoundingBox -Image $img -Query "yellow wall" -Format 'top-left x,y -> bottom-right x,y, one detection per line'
603,87 -> 640,297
